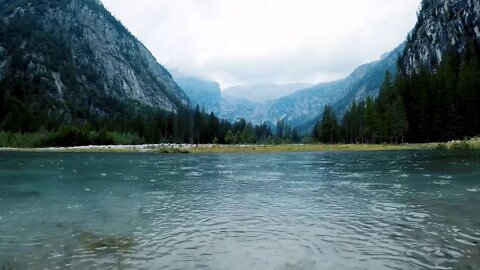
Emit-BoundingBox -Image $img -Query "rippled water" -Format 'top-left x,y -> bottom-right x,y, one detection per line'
1,151 -> 480,270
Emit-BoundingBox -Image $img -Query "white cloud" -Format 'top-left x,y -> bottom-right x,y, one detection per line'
101,0 -> 421,88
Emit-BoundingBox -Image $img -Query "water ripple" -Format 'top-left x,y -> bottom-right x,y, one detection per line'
0,151 -> 479,269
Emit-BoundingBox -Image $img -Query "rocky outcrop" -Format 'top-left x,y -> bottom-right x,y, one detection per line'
0,0 -> 189,117
401,0 -> 480,74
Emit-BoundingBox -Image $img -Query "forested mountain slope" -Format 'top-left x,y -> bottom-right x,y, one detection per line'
0,0 -> 189,132
312,0 -> 480,144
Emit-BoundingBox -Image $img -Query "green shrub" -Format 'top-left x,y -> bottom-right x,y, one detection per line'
447,140 -> 471,150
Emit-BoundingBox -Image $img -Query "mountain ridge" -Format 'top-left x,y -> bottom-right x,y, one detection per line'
0,0 -> 189,123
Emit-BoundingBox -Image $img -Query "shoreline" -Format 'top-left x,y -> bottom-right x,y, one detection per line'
0,143 -> 437,154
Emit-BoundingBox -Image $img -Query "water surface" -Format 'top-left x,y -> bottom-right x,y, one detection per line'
1,151 -> 480,269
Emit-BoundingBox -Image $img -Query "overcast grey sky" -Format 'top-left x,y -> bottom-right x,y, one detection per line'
101,0 -> 421,88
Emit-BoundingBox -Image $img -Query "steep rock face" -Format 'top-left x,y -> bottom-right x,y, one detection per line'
402,0 -> 480,73
0,0 -> 189,117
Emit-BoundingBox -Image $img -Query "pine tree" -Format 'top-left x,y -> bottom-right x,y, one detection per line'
319,104 -> 339,144
364,97 -> 379,143
395,96 -> 409,144
193,105 -> 202,144
276,119 -> 285,139
225,130 -> 235,144
457,49 -> 480,137
207,112 -> 218,143
386,96 -> 408,143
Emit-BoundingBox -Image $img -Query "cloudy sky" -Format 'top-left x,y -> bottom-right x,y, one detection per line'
101,0 -> 421,88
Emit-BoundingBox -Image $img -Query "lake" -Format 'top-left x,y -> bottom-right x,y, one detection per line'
0,151 -> 479,270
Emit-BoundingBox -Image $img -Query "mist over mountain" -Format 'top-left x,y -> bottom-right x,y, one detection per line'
174,0 -> 480,141
223,83 -> 312,103
178,46 -> 402,132
173,74 -> 222,112
171,73 -> 261,123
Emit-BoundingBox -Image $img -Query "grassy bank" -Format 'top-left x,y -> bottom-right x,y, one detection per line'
0,129 -> 143,148
1,137 -> 479,154
435,137 -> 480,150
184,138 -> 480,153
184,144 -> 425,153
0,143 -> 428,154
0,144 -> 189,154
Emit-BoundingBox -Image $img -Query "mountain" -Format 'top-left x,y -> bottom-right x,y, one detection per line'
227,0 -> 479,133
223,83 -> 312,103
218,96 -> 264,123
395,0 -> 480,142
331,45 -> 404,114
171,74 -> 273,123
0,0 -> 189,124
265,45 -> 403,132
309,0 -> 480,137
328,0 -> 480,144
177,47 -> 402,130
401,0 -> 480,74
173,75 -> 222,112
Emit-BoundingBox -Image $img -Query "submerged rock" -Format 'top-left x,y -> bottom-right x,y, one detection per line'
1,188 -> 40,199
80,232 -> 136,252
0,261 -> 15,270
456,244 -> 480,270
284,258 -> 316,270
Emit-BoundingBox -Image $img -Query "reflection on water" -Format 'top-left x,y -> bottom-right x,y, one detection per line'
0,151 -> 479,269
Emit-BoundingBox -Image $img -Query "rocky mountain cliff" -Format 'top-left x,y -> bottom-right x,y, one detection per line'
0,0 -> 189,120
401,0 -> 480,74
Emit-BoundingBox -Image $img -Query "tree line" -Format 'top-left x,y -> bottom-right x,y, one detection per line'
0,98 -> 302,147
312,41 -> 480,144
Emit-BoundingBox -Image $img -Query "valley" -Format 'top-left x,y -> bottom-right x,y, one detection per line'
1,1 -> 480,270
